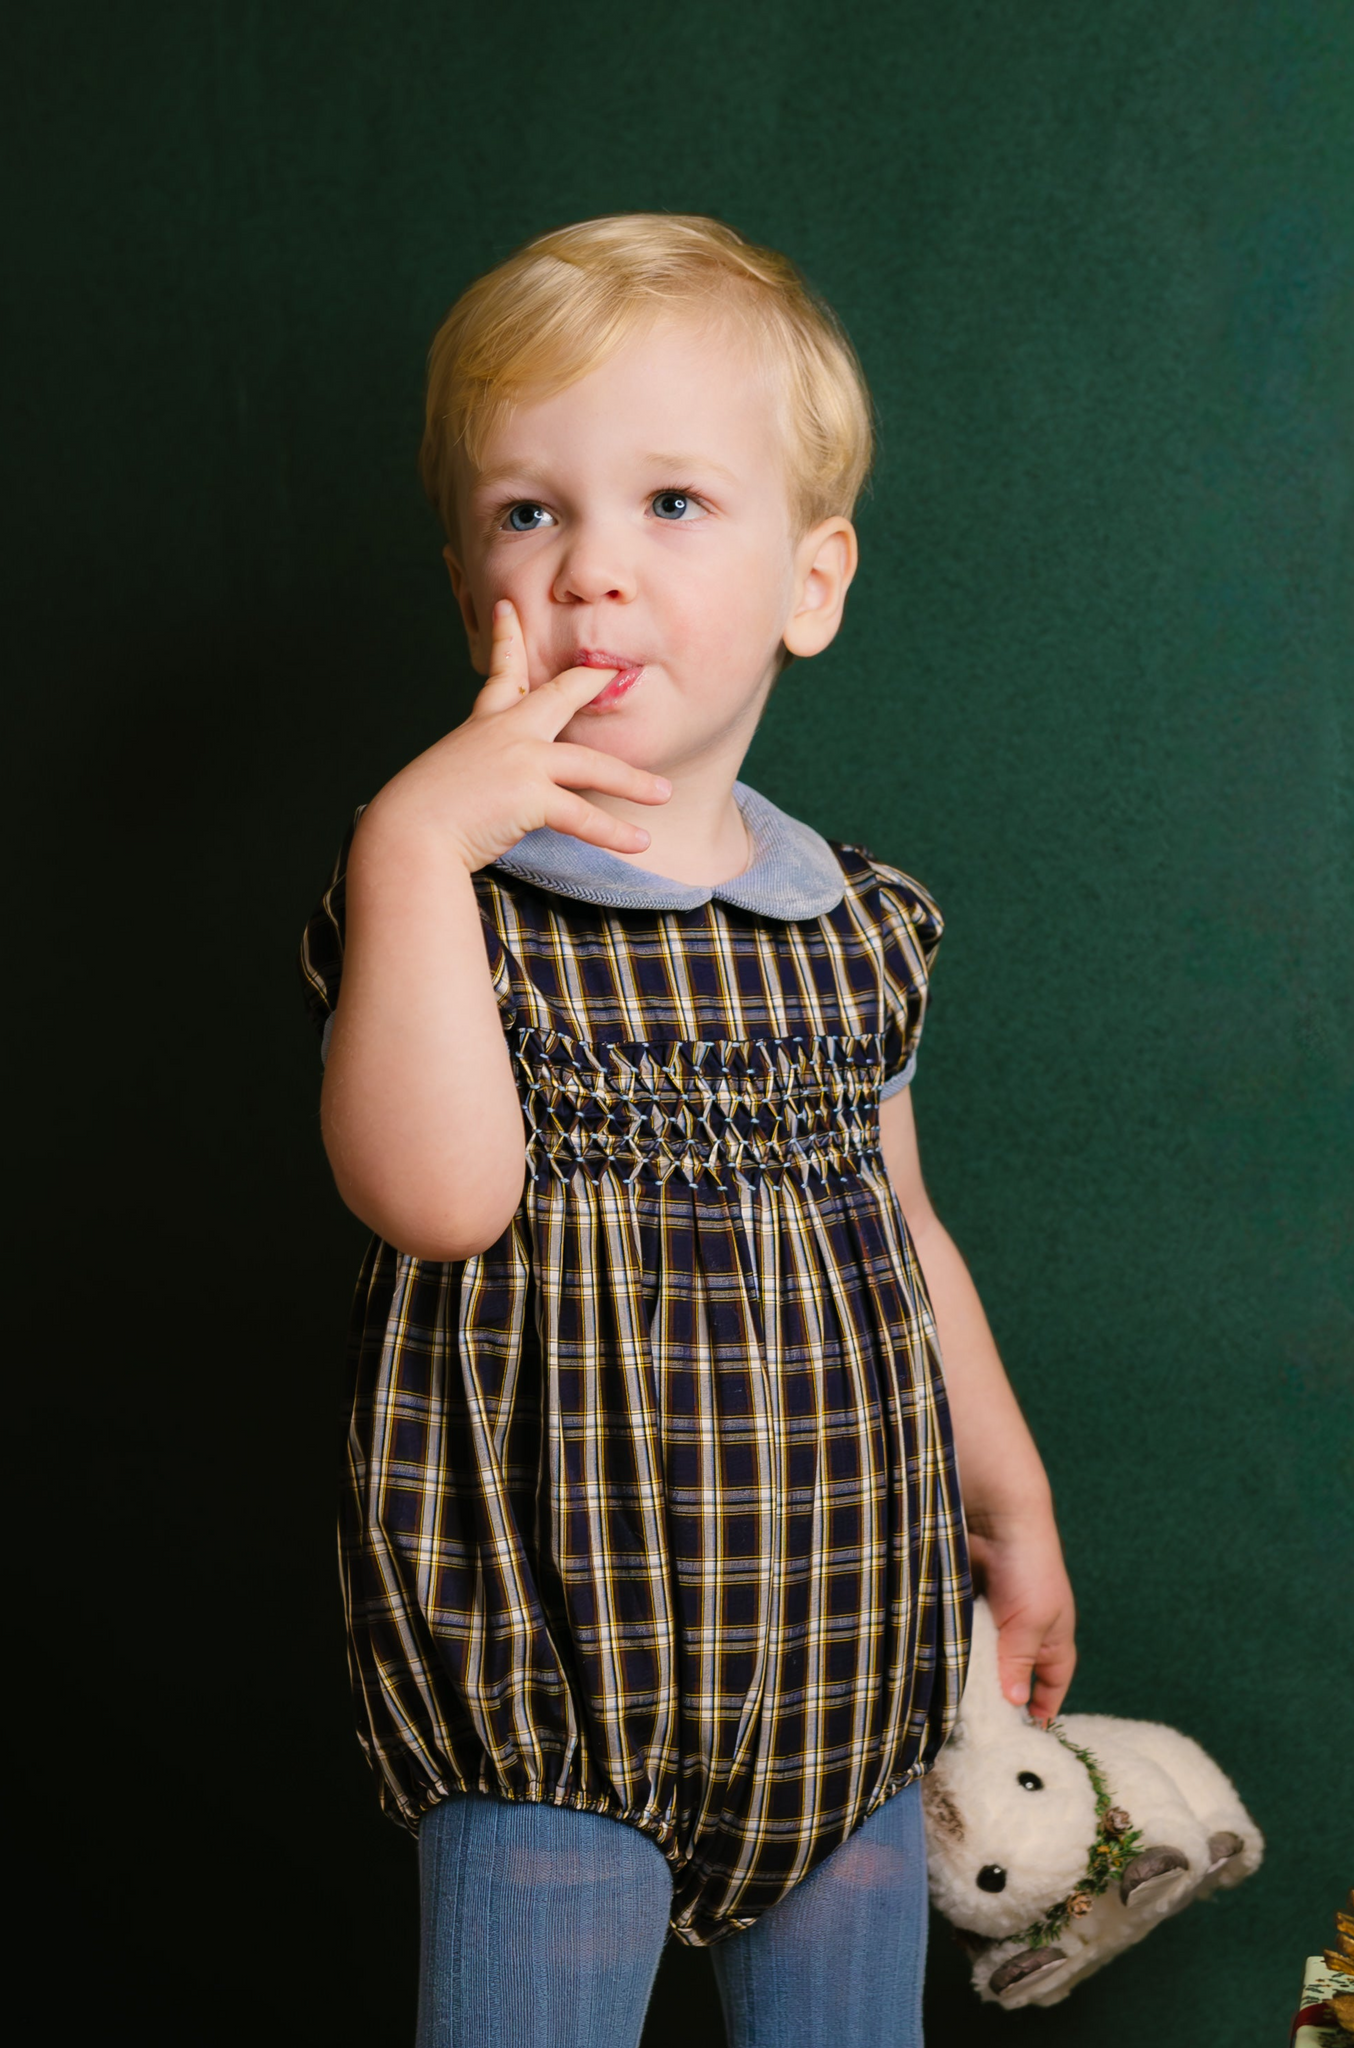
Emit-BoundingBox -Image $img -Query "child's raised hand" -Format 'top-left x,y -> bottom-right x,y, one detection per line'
366,599 -> 671,874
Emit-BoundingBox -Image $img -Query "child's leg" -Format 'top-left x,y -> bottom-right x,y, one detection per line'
415,1790 -> 673,2048
708,1781 -> 929,2048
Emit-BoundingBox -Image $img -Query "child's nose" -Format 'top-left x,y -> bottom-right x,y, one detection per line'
551,521 -> 637,606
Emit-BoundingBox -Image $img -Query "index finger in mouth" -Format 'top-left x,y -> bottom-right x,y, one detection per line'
544,661 -> 623,702
562,657 -> 646,708
555,660 -> 620,684
518,663 -> 618,732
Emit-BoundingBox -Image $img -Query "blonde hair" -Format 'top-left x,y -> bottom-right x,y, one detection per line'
419,212 -> 874,537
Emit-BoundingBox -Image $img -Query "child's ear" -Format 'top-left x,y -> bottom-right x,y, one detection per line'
442,543 -> 491,674
782,518 -> 858,661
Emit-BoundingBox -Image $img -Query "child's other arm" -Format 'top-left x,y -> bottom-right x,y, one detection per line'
321,602 -> 671,1260
879,1085 -> 1077,1723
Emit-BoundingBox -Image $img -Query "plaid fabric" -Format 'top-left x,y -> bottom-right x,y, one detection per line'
299,809 -> 972,1947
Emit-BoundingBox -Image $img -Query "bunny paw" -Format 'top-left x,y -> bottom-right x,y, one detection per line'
1120,1845 -> 1190,1903
989,1947 -> 1070,1997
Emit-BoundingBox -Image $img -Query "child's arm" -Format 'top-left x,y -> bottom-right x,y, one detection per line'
320,602 -> 671,1259
879,1085 -> 1077,1722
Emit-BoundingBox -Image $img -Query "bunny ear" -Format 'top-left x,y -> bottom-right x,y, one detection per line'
957,1595 -> 1033,1740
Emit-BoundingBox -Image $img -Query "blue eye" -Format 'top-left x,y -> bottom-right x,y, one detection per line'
504,502 -> 551,532
651,491 -> 698,521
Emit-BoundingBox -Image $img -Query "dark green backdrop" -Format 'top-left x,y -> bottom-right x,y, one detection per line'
8,4 -> 1350,2043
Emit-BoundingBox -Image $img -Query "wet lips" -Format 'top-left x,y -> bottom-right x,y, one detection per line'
571,647 -> 645,707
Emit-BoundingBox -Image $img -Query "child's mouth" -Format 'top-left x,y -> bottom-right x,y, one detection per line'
570,647 -> 646,708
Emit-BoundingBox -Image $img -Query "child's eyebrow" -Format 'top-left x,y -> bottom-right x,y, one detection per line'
469,462 -> 554,495
645,451 -> 740,483
469,453 -> 742,495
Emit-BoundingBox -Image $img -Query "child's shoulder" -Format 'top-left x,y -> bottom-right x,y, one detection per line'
824,835 -> 945,949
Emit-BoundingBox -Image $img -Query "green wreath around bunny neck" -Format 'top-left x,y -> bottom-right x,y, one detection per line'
956,1725 -> 1147,1957
1012,1725 -> 1146,1950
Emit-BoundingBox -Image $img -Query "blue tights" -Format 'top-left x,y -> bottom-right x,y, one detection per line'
415,1779 -> 928,2047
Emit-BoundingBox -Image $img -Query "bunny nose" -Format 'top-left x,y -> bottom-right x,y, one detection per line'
977,1865 -> 1007,1893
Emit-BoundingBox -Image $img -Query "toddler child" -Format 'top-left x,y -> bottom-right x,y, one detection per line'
300,213 -> 1076,2048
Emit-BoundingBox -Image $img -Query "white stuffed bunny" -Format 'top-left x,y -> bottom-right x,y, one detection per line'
921,1597 -> 1263,2007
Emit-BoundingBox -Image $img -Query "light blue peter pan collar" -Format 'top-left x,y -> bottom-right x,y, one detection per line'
489,780 -> 845,920
485,785 -> 925,1087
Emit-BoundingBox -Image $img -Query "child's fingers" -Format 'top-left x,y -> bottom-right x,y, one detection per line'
995,1628 -> 1038,1714
472,625 -> 627,732
542,789 -> 656,855
529,660 -> 631,735
996,1610 -> 1076,1721
549,741 -> 671,808
471,599 -> 531,713
1027,1637 -> 1077,1727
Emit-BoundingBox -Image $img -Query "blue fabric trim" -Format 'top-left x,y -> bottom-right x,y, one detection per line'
880,1050 -> 918,1098
488,781 -> 846,920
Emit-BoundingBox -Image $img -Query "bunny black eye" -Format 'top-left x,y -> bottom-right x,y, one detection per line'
1017,1771 -> 1044,1791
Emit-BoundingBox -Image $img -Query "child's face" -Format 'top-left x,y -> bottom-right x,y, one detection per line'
444,312 -> 856,780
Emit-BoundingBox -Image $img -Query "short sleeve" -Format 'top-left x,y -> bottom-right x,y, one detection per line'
869,861 -> 944,1098
296,805 -> 514,1067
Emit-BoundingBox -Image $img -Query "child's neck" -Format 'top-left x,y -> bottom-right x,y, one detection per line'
591,771 -> 753,888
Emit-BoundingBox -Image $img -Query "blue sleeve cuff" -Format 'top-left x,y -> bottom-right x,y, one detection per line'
880,1048 -> 917,1098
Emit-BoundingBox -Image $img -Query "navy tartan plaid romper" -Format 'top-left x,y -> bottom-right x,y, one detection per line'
299,780 -> 972,1947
